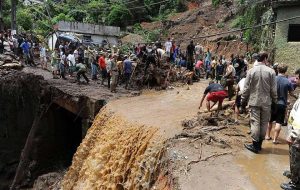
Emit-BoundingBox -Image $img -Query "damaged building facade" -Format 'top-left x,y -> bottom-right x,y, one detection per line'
48,21 -> 120,50
274,0 -> 300,72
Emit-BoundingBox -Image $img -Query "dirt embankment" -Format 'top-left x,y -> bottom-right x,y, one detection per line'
141,0 -> 250,57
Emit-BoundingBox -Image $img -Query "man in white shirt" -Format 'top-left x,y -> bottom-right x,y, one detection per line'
234,72 -> 246,123
39,44 -> 47,69
195,43 -> 203,61
164,38 -> 172,60
67,51 -> 76,77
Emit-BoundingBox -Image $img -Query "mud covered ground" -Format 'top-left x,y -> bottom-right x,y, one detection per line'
3,66 -> 291,190
105,81 -> 291,190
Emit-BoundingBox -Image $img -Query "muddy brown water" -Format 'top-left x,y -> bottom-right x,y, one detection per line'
62,79 -> 290,189
109,81 -> 291,190
237,128 -> 290,190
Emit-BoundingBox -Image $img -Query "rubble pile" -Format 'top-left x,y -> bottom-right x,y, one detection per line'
0,52 -> 22,70
130,61 -> 196,90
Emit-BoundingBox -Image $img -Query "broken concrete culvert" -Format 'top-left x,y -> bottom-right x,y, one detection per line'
0,69 -> 106,189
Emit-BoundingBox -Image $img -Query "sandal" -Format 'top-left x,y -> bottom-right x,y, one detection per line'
265,137 -> 272,140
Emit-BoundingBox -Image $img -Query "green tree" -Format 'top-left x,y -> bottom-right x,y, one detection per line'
107,4 -> 132,27
51,13 -> 74,24
17,9 -> 33,31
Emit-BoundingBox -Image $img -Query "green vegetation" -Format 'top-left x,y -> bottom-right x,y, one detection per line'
230,3 -> 268,48
1,0 -> 188,36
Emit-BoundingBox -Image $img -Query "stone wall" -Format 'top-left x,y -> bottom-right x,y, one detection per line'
274,6 -> 300,73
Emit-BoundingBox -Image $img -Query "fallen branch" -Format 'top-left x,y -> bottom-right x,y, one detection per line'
174,131 -> 206,139
201,152 -> 232,161
224,133 -> 246,137
186,143 -> 203,172
201,126 -> 227,132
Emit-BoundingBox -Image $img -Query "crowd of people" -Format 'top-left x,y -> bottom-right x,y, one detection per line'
2,32 -> 300,189
199,51 -> 300,190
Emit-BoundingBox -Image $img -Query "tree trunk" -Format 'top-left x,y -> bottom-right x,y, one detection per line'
0,0 -> 4,31
11,0 -> 17,32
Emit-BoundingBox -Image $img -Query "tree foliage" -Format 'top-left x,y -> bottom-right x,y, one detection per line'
16,9 -> 33,31
2,0 -> 188,35
107,4 -> 132,27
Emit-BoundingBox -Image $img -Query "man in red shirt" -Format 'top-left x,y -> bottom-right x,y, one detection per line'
195,58 -> 204,78
98,53 -> 107,85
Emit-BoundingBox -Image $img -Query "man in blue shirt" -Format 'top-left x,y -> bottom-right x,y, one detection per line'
265,64 -> 298,144
20,39 -> 30,65
123,55 -> 132,89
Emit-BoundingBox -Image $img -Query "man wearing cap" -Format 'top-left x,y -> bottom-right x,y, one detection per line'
241,52 -> 277,153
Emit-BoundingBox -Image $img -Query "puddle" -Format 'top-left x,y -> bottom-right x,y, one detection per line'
237,128 -> 290,190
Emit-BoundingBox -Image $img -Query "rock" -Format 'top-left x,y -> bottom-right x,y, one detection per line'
33,172 -> 64,190
131,91 -> 141,96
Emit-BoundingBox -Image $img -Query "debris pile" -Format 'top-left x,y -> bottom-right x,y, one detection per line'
163,112 -> 249,188
0,52 -> 22,70
130,61 -> 196,90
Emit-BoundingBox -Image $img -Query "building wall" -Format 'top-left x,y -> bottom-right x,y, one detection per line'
274,6 -> 300,72
58,21 -> 120,37
90,35 -> 118,45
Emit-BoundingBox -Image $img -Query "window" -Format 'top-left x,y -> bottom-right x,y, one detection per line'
288,24 -> 300,42
83,35 -> 92,42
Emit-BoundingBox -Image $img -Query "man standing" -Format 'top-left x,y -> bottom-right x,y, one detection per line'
265,64 -> 298,144
186,40 -> 195,71
199,81 -> 228,116
224,60 -> 235,100
98,53 -> 107,85
20,39 -> 31,65
106,54 -> 113,89
195,43 -> 203,61
164,38 -> 172,62
67,51 -> 76,77
123,55 -> 132,89
280,99 -> 300,190
110,55 -> 119,93
39,43 -> 47,69
51,49 -> 60,79
241,52 -> 277,153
